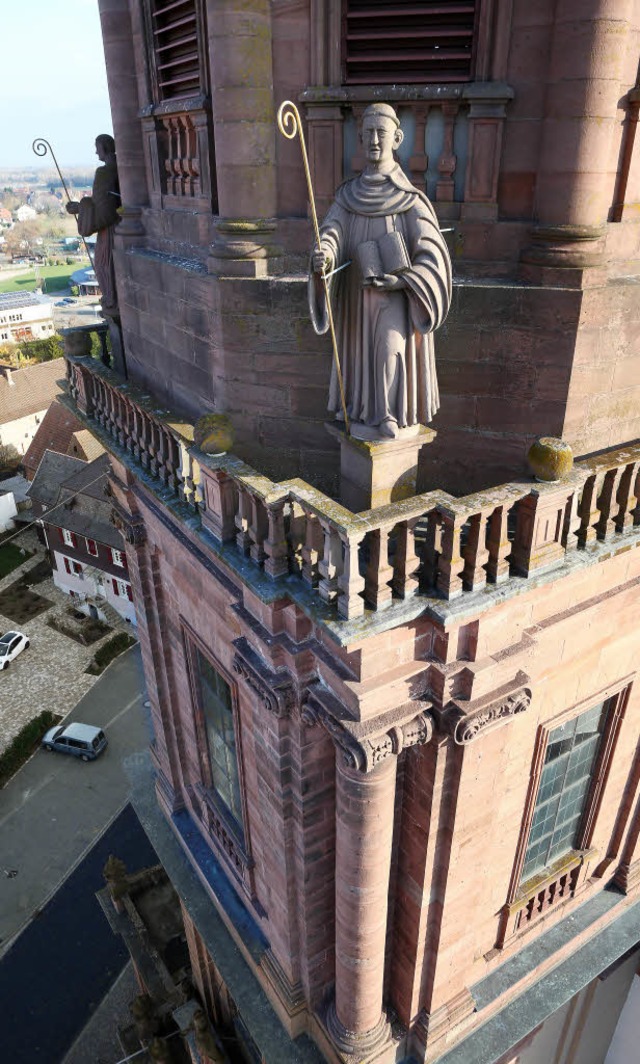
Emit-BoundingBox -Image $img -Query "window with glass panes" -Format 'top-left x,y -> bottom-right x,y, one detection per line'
195,649 -> 244,841
521,700 -> 612,883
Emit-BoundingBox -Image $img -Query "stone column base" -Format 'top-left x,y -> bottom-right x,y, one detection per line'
325,1000 -> 393,1062
518,224 -> 608,288
326,422 -> 436,512
208,218 -> 281,277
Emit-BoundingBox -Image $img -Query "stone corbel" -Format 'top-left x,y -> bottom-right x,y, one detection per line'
232,636 -> 296,719
302,685 -> 434,773
110,499 -> 146,547
445,671 -> 532,745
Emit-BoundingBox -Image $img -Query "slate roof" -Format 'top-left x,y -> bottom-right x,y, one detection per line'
0,361 -> 64,426
27,450 -> 122,550
22,399 -> 105,479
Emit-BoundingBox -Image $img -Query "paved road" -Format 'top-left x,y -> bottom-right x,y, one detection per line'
0,644 -> 149,954
0,802 -> 158,1063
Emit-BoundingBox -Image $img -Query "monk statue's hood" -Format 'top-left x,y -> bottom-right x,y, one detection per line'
335,165 -> 430,217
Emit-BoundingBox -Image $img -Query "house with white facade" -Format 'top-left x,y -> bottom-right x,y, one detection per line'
0,359 -> 63,459
15,204 -> 37,222
0,292 -> 55,345
27,450 -> 136,625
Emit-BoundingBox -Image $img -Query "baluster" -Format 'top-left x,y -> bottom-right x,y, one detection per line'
408,104 -> 429,189
392,518 -> 421,599
577,472 -> 605,547
138,412 -> 151,469
612,461 -> 637,532
318,519 -> 342,604
436,102 -> 459,202
156,426 -> 169,485
422,510 -> 442,588
105,385 -> 117,440
173,117 -> 184,194
148,419 -> 159,475
436,510 -> 465,599
164,432 -> 181,493
301,509 -> 322,587
285,501 -> 305,576
462,511 -> 489,591
129,405 -> 139,458
486,504 -> 511,583
364,527 -> 394,610
115,393 -> 125,446
338,532 -> 366,619
248,494 -> 268,566
561,488 -> 582,552
264,501 -> 288,578
192,456 -> 204,511
596,466 -> 626,540
235,486 -> 252,555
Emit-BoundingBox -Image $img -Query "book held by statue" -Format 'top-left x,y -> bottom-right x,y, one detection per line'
356,230 -> 411,281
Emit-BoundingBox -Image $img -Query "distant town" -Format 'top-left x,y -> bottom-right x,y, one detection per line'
0,165 -> 103,410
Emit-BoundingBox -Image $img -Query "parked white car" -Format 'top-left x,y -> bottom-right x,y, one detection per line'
0,630 -> 30,670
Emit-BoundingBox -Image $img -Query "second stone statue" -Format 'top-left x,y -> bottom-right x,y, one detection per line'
309,102 -> 452,441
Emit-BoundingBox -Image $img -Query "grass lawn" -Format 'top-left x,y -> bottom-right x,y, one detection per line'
0,262 -> 89,295
0,543 -> 32,579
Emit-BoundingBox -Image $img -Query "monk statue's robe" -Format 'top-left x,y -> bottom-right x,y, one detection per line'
309,165 -> 452,436
76,155 -> 120,315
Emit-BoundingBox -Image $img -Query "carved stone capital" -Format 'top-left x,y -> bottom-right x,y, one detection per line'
232,636 -> 296,719
302,687 -> 434,773
447,674 -> 532,745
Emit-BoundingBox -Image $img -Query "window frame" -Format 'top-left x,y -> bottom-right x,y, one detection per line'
498,680 -> 632,947
86,538 -> 99,557
182,621 -> 254,890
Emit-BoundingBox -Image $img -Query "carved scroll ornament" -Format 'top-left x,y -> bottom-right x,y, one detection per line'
232,637 -> 296,719
302,690 -> 434,773
450,686 -> 532,745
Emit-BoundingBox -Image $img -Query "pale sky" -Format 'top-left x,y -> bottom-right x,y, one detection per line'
0,0 -> 112,168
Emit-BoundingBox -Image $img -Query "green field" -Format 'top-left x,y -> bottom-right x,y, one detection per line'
0,262 -> 89,295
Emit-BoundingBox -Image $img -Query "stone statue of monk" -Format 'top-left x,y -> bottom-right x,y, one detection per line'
66,134 -> 120,316
309,103 -> 452,440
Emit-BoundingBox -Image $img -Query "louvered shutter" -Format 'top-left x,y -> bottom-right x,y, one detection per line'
151,0 -> 201,101
112,578 -> 120,596
64,557 -> 72,574
343,1 -> 477,84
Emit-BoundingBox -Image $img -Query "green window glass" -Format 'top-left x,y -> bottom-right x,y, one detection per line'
196,649 -> 244,840
521,699 -> 611,883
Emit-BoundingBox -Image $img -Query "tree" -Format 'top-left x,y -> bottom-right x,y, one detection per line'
0,442 -> 21,475
3,220 -> 40,259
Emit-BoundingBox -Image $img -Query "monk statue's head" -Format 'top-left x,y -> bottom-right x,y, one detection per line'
95,134 -> 116,163
360,104 -> 403,170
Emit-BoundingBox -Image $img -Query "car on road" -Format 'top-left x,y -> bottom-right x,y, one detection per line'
54,300 -> 68,306
0,630 -> 30,670
41,722 -> 108,761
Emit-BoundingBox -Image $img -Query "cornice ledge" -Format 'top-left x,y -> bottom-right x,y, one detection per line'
232,636 -> 296,719
445,670 -> 532,745
302,683 -> 434,773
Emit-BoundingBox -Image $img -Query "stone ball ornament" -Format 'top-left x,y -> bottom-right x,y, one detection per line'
527,436 -> 574,482
194,413 -> 234,454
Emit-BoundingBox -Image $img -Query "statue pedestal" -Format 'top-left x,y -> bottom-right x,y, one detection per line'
326,423 -> 436,513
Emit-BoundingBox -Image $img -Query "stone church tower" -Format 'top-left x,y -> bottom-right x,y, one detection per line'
68,2 -> 640,1061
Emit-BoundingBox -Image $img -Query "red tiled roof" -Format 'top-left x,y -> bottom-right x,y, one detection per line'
0,361 -> 64,427
22,398 -> 89,479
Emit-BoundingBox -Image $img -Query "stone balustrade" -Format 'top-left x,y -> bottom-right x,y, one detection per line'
65,350 -> 202,514
64,347 -> 640,627
301,83 -> 514,221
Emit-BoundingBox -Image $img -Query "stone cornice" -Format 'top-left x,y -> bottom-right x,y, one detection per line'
232,636 -> 297,719
302,685 -> 434,773
445,672 -> 532,745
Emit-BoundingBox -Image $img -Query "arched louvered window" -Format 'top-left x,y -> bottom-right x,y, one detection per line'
342,0 -> 479,84
149,0 -> 204,101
